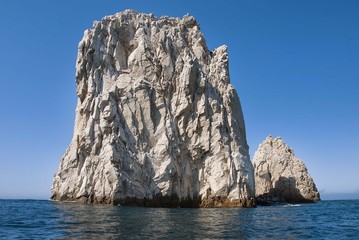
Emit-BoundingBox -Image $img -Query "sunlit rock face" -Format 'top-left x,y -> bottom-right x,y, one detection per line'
51,10 -> 255,207
253,136 -> 320,205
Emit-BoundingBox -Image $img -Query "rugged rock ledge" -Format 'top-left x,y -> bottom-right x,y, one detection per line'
253,136 -> 320,205
51,10 -> 255,207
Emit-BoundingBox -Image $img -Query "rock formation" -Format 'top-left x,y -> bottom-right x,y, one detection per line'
51,10 -> 255,207
253,136 -> 320,205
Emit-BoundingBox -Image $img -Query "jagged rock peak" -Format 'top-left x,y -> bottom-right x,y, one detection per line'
51,10 -> 255,207
253,136 -> 320,205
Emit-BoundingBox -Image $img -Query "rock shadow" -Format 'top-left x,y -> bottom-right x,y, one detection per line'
256,177 -> 314,205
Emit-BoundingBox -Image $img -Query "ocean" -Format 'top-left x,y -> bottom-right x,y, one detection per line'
0,199 -> 358,239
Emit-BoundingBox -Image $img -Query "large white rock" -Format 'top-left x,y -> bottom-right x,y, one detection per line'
253,136 -> 320,204
51,10 -> 255,207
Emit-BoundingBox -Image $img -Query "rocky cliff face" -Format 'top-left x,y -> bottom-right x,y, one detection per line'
51,10 -> 255,207
253,136 -> 320,204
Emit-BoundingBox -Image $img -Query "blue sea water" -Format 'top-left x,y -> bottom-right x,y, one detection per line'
0,199 -> 358,239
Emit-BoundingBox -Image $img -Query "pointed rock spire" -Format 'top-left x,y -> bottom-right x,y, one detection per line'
253,136 -> 320,204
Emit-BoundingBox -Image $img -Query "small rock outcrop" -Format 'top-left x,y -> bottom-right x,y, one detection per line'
51,10 -> 255,207
253,136 -> 320,205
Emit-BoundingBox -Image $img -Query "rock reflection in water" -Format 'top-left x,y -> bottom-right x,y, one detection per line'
53,201 -> 256,239
2,200 -> 357,239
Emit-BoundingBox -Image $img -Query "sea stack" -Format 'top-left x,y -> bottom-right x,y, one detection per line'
253,136 -> 320,205
51,10 -> 255,207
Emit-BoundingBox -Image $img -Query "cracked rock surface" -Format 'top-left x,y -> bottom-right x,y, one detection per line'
253,136 -> 320,204
51,10 -> 255,207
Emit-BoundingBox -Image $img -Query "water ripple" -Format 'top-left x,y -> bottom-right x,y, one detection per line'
0,199 -> 358,239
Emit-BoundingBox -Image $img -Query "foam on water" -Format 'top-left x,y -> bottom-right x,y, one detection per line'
284,204 -> 302,207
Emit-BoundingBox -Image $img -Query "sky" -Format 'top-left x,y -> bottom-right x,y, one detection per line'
0,0 -> 358,200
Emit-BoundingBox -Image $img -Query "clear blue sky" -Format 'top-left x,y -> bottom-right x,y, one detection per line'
0,0 -> 358,200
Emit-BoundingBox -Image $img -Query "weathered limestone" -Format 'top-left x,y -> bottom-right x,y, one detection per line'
51,10 -> 255,207
253,136 -> 320,205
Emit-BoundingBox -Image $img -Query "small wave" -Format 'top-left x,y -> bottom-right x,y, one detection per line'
284,204 -> 301,207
